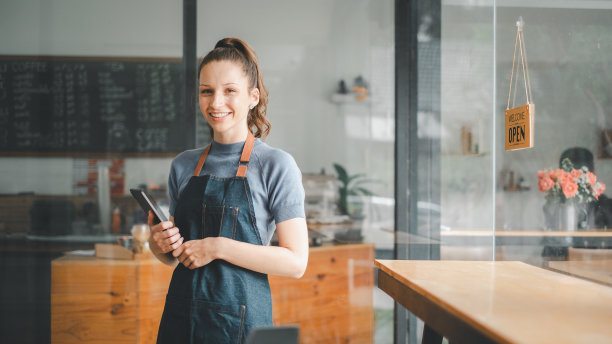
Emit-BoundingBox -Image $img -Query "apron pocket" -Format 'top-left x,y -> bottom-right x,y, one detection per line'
191,299 -> 246,344
201,205 -> 239,239
157,296 -> 191,344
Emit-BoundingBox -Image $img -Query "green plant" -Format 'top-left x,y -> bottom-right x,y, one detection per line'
333,163 -> 380,217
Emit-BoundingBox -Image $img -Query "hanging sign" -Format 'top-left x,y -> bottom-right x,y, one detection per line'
505,17 -> 534,151
505,103 -> 534,150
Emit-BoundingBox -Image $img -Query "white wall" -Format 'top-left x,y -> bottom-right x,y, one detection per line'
0,0 -> 182,57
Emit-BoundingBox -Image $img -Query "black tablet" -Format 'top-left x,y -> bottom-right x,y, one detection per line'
129,188 -> 168,224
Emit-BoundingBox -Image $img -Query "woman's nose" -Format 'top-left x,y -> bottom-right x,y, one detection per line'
211,92 -> 224,107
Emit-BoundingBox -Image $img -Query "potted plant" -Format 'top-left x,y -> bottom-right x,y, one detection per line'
332,163 -> 379,219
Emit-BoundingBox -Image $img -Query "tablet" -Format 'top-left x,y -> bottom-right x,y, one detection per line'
129,188 -> 168,224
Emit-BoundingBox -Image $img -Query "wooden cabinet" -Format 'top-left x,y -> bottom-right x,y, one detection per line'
51,255 -> 174,343
51,244 -> 374,343
270,244 -> 374,344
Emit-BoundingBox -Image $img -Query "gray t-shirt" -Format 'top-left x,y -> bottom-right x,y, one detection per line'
168,138 -> 305,245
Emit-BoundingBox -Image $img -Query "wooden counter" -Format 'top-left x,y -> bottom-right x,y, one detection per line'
547,259 -> 612,286
375,259 -> 612,344
441,229 -> 612,237
270,244 -> 374,344
51,254 -> 174,343
51,244 -> 374,343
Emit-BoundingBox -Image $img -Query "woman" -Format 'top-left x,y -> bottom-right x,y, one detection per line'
148,37 -> 309,344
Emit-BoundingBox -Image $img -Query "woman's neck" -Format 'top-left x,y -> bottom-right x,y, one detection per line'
213,127 -> 249,144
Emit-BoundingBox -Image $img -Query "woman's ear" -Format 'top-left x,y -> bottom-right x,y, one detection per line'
250,87 -> 260,108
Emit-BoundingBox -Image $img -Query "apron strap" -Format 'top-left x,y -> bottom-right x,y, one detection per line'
192,131 -> 255,177
193,144 -> 211,177
236,131 -> 255,177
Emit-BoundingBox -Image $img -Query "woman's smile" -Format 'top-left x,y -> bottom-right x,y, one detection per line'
209,112 -> 232,120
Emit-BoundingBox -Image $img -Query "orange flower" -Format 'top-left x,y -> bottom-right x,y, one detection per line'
555,169 -> 569,183
538,176 -> 555,192
537,170 -> 547,179
569,169 -> 582,180
562,180 -> 578,199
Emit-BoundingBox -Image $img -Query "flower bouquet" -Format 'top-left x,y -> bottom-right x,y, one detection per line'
538,158 -> 606,230
537,158 -> 605,203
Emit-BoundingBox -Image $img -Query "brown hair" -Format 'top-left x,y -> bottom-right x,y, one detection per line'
198,37 -> 270,139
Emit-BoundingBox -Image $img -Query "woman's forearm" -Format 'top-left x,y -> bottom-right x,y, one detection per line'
216,238 -> 307,278
216,218 -> 309,278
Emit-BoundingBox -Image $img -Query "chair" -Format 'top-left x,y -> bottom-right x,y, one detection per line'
245,325 -> 299,344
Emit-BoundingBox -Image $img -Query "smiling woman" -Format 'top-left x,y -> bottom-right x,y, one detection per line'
198,59 -> 258,143
198,38 -> 270,143
147,38 -> 309,344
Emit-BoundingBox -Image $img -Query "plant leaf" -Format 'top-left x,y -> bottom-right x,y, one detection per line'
355,187 -> 375,196
353,178 -> 384,187
333,163 -> 349,184
347,173 -> 367,186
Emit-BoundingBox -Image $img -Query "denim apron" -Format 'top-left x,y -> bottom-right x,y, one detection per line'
157,132 -> 273,344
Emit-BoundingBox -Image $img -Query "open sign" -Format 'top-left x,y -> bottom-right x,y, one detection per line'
505,103 -> 534,151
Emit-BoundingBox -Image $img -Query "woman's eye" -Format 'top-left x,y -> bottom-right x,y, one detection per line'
200,89 -> 212,95
226,88 -> 236,93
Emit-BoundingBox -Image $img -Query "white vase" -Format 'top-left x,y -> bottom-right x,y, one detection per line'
559,202 -> 576,231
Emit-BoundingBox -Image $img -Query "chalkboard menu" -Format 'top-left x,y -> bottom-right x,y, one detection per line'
0,56 -> 194,155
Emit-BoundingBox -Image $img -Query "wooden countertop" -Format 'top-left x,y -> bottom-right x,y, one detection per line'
441,229 -> 612,237
52,243 -> 373,266
547,260 -> 612,286
375,259 -> 612,344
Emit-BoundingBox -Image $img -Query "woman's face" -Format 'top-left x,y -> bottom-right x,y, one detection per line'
199,60 -> 259,143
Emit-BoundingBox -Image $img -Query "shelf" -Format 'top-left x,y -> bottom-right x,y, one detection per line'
441,152 -> 489,157
330,93 -> 370,104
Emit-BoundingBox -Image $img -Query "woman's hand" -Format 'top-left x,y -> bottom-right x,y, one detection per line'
172,237 -> 220,269
148,211 -> 183,254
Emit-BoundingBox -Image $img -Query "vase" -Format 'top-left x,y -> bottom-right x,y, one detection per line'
559,202 -> 577,231
543,198 -> 560,230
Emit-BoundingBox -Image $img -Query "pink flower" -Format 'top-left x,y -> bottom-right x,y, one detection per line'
562,181 -> 578,199
586,171 -> 597,185
555,169 -> 568,183
537,170 -> 548,179
570,169 -> 582,180
538,176 -> 555,193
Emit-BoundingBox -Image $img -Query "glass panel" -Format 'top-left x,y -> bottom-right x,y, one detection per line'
197,1 -> 394,343
495,2 -> 612,274
0,0 -> 182,343
440,3 -> 495,258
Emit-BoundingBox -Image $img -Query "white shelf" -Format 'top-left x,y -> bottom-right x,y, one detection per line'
441,152 -> 489,157
330,93 -> 370,104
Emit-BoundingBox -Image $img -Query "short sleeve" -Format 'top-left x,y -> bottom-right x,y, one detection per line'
263,150 -> 306,223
